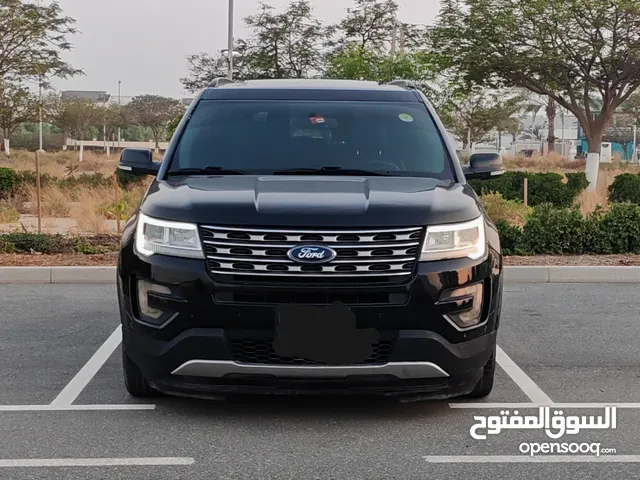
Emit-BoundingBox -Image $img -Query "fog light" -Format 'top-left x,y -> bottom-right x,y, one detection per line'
138,280 -> 171,319
439,283 -> 484,329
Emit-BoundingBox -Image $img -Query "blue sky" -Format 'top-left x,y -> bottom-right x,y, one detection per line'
50,0 -> 442,99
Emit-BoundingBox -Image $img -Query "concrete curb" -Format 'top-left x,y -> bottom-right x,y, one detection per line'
1,266 -> 640,284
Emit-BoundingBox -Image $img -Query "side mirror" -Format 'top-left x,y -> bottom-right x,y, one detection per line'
118,148 -> 161,176
462,153 -> 505,180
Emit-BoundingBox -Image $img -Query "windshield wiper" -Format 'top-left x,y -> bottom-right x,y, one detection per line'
167,166 -> 247,176
272,166 -> 390,176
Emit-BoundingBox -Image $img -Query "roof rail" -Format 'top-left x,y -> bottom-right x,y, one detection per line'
385,79 -> 418,90
208,77 -> 235,87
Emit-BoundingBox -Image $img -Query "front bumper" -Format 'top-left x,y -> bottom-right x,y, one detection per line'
117,234 -> 503,400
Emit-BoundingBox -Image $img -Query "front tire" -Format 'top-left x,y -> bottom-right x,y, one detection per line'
122,348 -> 158,397
466,347 -> 496,399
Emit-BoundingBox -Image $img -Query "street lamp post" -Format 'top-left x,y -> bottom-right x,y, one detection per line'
117,80 -> 121,147
227,0 -> 234,80
38,74 -> 44,153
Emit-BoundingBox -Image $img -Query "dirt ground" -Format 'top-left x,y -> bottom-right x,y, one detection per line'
2,254 -> 640,267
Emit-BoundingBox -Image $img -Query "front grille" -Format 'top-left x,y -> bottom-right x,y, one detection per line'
213,291 -> 409,306
199,225 -> 423,281
228,336 -> 395,366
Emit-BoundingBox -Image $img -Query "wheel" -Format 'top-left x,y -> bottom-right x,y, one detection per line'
465,347 -> 496,399
122,347 -> 158,397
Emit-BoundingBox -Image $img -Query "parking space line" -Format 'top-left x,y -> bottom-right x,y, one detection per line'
50,326 -> 123,406
0,457 -> 195,467
0,404 -> 155,411
495,345 -> 553,404
449,403 -> 640,409
423,456 -> 640,463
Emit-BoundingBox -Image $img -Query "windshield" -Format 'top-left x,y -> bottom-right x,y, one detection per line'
169,99 -> 455,180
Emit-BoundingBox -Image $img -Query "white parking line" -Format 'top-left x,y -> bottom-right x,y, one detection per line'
495,345 -> 553,404
50,326 -> 123,406
0,404 -> 155,412
0,457 -> 194,467
449,403 -> 640,409
423,455 -> 640,463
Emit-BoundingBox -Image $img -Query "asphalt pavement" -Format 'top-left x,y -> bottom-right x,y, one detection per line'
0,283 -> 639,479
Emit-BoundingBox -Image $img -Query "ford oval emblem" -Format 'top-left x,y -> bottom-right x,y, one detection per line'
287,245 -> 337,264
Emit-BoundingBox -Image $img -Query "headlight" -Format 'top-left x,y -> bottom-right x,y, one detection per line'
135,212 -> 204,259
420,216 -> 486,262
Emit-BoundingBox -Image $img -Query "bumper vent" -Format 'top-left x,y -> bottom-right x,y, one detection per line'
199,225 -> 423,282
228,336 -> 395,366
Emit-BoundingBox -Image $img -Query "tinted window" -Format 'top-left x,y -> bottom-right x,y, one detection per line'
171,100 -> 454,179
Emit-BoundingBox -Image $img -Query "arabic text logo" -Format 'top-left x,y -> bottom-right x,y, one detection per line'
469,406 -> 617,440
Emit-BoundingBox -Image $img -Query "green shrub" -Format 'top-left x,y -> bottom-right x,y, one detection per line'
469,171 -> 586,207
519,204 -> 587,254
495,219 -> 523,256
116,168 -> 146,190
0,237 -> 15,253
599,203 -> 640,254
73,234 -> 120,254
469,171 -> 527,200
0,167 -> 19,199
59,172 -> 111,190
581,206 -> 612,255
565,172 -> 589,196
480,192 -> 531,226
0,233 -> 121,254
608,173 -> 640,204
15,170 -> 58,188
0,233 -> 74,253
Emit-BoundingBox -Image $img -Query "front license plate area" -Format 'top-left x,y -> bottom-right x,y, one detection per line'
273,301 -> 379,365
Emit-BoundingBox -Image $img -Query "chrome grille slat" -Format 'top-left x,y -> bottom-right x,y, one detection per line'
209,247 -> 415,257
213,263 -> 410,272
206,256 -> 416,264
199,225 -> 424,281
203,240 -> 420,249
203,233 -> 419,242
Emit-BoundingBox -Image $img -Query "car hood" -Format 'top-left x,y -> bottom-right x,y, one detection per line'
140,175 -> 483,227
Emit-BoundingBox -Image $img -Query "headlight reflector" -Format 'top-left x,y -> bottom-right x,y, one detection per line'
135,212 -> 204,259
420,216 -> 486,262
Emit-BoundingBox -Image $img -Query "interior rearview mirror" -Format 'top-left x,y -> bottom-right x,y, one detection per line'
118,148 -> 161,177
462,153 -> 505,180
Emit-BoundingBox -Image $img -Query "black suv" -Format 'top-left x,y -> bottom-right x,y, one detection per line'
116,78 -> 505,402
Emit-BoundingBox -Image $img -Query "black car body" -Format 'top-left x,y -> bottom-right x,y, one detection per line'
116,78 -> 505,402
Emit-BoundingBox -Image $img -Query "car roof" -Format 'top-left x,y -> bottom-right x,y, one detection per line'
212,78 -> 409,91
200,78 -> 421,102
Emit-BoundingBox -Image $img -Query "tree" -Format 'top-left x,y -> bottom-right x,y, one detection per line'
180,40 -> 259,92
126,95 -> 184,150
45,95 -> 102,158
242,1 -> 330,79
621,92 -> 640,126
447,88 -> 499,150
0,81 -> 38,155
165,111 -> 184,140
432,0 -> 640,189
0,0 -> 82,82
446,87 -> 525,151
101,103 -> 128,144
324,45 -> 452,121
546,97 -> 557,153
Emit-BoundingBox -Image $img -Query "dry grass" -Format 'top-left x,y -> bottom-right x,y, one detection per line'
503,152 -> 586,171
0,148 -> 164,178
480,192 -> 531,227
0,202 -> 20,223
16,180 -> 147,234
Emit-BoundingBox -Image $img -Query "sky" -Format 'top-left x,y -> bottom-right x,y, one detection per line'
49,0 -> 442,99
